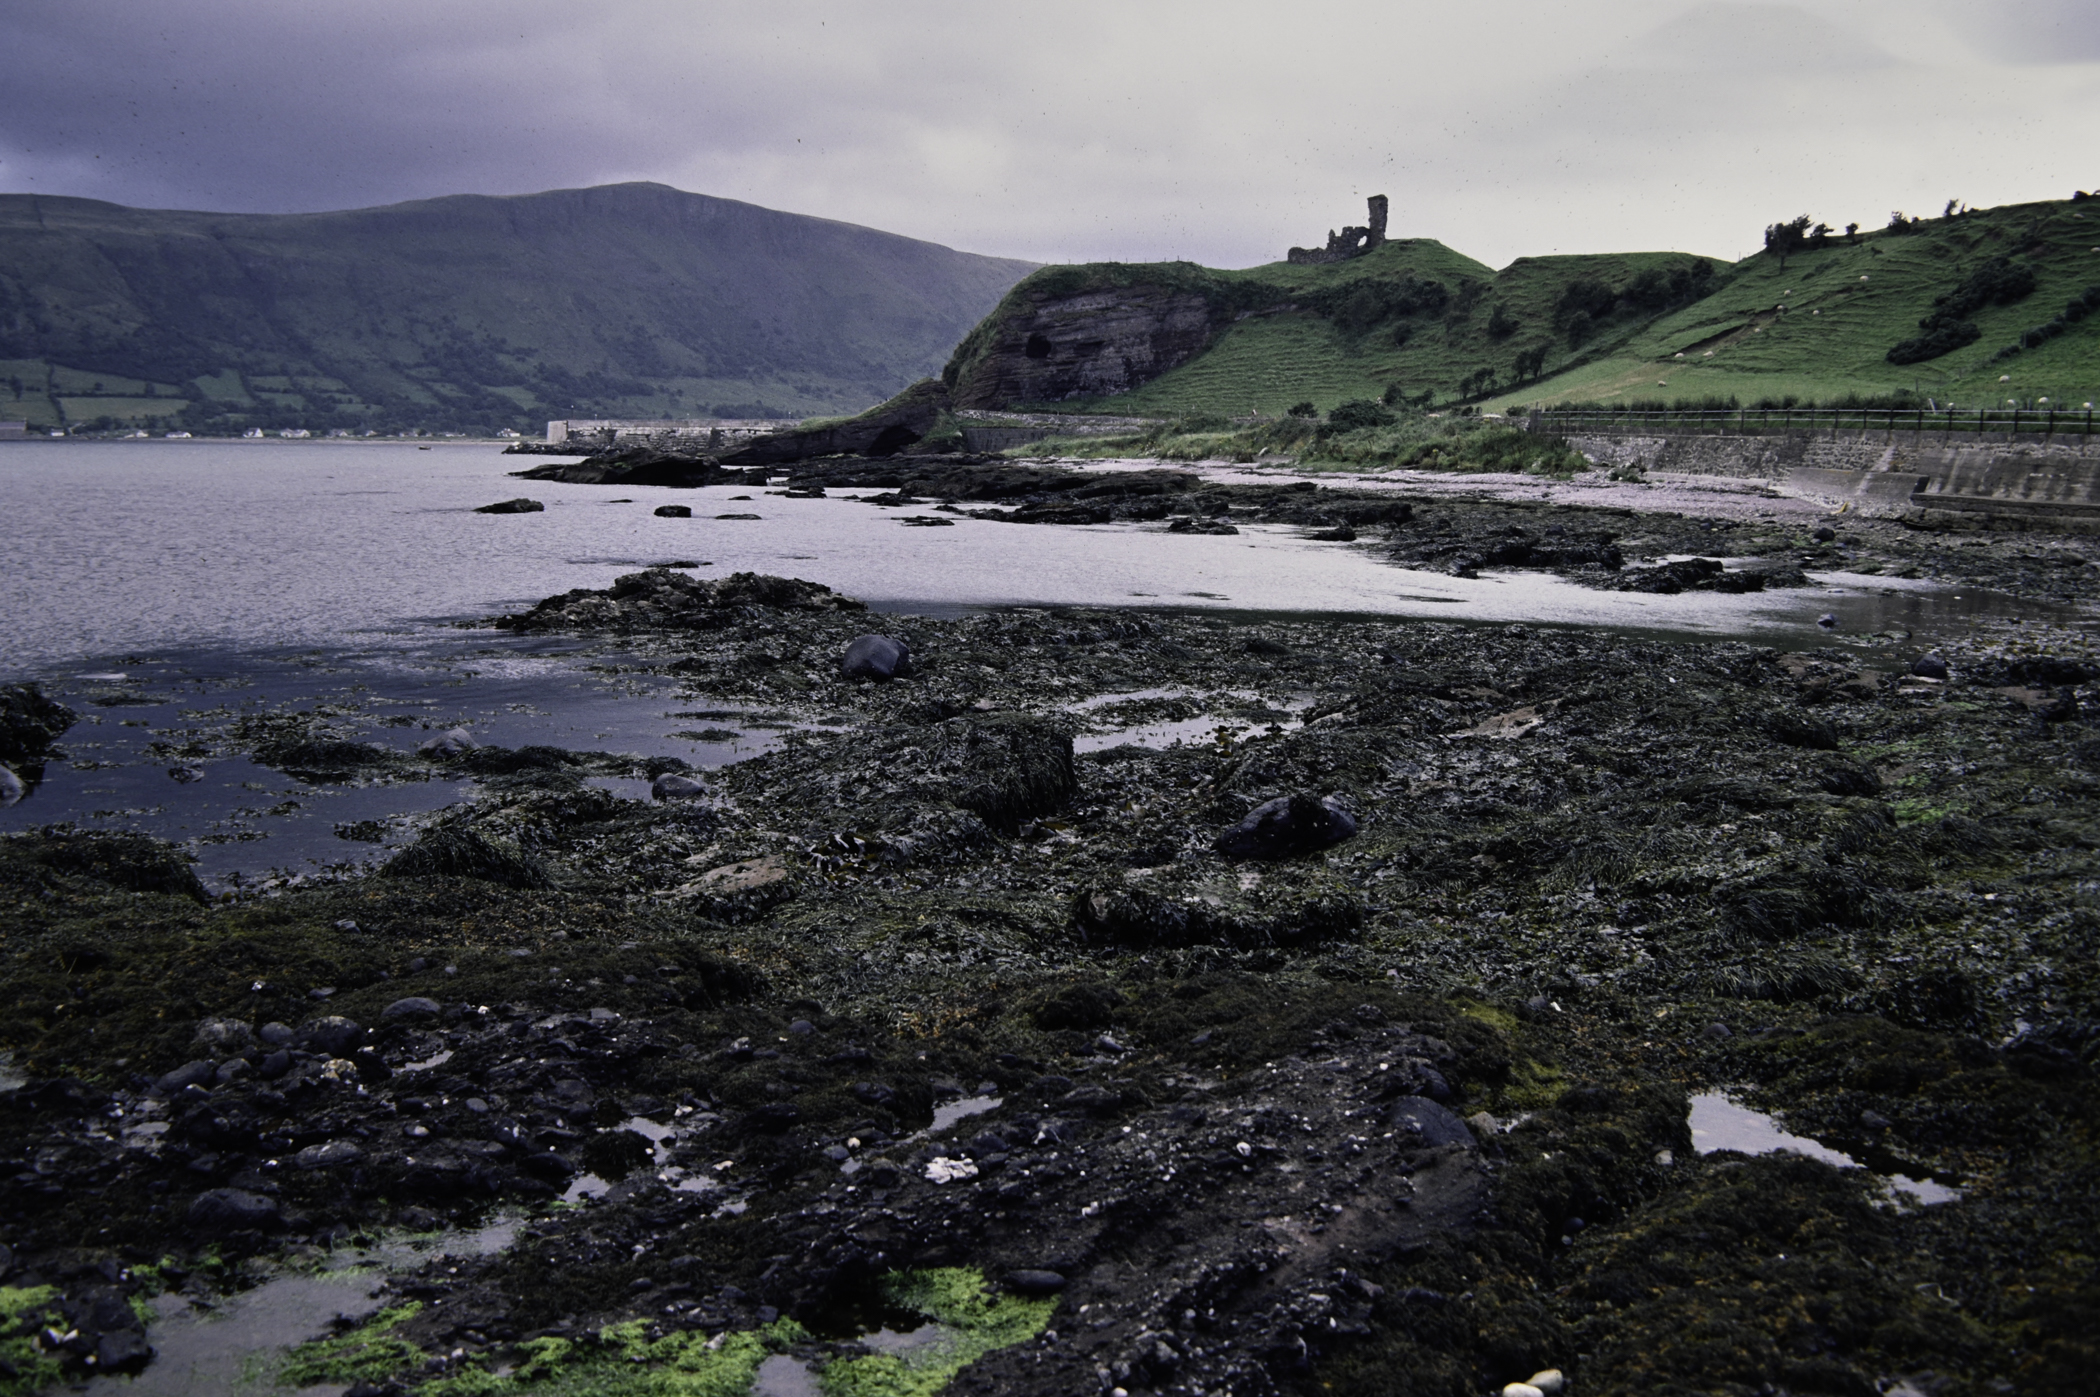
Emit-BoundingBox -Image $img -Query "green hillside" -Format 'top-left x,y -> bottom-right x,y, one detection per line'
1493,198 -> 2100,413
943,194 -> 2100,423
0,183 -> 1036,435
944,237 -> 1731,417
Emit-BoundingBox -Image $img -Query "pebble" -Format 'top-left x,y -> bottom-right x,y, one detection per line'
1528,1370 -> 1567,1395
1502,1384 -> 1544,1397
154,1060 -> 216,1095
925,1156 -> 978,1184
294,1140 -> 365,1169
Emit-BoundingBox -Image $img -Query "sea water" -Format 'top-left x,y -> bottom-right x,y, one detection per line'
0,438 -> 2052,677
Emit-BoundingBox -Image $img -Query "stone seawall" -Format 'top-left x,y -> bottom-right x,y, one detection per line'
1555,426 -> 2100,525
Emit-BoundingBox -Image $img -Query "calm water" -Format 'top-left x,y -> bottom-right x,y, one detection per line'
0,439 -> 2071,883
0,439 -> 2049,678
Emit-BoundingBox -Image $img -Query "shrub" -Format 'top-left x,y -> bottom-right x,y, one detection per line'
1286,401 -> 1318,419
1324,399 -> 1396,432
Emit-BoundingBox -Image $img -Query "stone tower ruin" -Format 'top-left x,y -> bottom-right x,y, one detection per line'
1287,194 -> 1389,265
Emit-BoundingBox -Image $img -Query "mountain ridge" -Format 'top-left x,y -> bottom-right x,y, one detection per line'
0,182 -> 1038,434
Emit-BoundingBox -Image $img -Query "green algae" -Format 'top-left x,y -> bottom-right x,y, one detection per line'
818,1269 -> 1057,1397
401,1319 -> 807,1397
0,1285 -> 65,1397
278,1301 -> 425,1387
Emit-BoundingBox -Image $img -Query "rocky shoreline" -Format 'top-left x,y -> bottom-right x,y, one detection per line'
4,475 -> 2100,1396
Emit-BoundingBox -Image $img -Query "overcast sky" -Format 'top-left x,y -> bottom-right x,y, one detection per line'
5,0 -> 2095,269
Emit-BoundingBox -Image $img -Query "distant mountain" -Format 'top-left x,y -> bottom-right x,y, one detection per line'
0,183 -> 1037,434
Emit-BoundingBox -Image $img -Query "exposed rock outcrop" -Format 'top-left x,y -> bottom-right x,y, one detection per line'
945,284 -> 1225,409
721,379 -> 953,465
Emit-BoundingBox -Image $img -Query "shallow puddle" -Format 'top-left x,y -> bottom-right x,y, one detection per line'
1689,1092 -> 1961,1206
79,1215 -> 520,1396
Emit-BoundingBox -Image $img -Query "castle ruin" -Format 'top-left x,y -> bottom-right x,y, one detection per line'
1287,195 -> 1388,265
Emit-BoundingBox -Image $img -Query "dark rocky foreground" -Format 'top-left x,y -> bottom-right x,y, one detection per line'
5,529 -> 2100,1394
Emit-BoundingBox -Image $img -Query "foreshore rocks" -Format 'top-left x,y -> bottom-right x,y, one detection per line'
840,634 -> 913,681
12,506 -> 2100,1394
496,567 -> 864,634
474,498 -> 544,514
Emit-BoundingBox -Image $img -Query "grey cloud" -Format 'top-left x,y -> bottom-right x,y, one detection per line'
0,0 -> 2093,273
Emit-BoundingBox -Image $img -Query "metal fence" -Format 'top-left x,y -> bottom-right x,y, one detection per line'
1531,405 -> 2100,439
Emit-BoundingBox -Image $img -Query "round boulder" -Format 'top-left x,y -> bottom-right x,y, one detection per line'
653,504 -> 692,518
380,996 -> 442,1024
154,1060 -> 217,1095
417,727 -> 478,758
1214,794 -> 1358,860
651,773 -> 709,800
840,634 -> 913,682
298,1015 -> 365,1055
1912,653 -> 1949,681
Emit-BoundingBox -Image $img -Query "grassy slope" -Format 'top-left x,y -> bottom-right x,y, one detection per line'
1498,198 -> 2100,413
965,195 -> 2100,422
967,240 -> 1731,417
0,184 -> 1036,434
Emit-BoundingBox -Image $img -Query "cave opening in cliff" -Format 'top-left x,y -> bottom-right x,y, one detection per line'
1024,333 -> 1053,359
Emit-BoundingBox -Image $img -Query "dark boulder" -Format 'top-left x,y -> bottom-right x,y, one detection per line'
1389,1097 -> 1477,1149
187,1188 -> 281,1233
841,634 -> 914,682
1005,1270 -> 1067,1295
653,505 -> 693,518
298,1015 -> 365,1055
475,498 -> 545,514
1911,654 -> 1950,681
1214,794 -> 1358,860
380,827 -> 554,890
651,773 -> 709,800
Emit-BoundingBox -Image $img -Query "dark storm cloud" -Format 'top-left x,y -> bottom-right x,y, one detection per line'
1,0 -> 2092,269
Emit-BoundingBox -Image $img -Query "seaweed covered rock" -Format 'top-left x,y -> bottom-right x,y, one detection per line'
941,713 -> 1078,832
0,682 -> 76,767
497,568 -> 863,634
1073,863 -> 1364,949
475,498 -> 544,514
6,830 -> 208,902
252,736 -> 398,781
379,827 -> 553,889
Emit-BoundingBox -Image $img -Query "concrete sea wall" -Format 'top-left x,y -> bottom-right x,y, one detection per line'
1556,426 -> 2100,526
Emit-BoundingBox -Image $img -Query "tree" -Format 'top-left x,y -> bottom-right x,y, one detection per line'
1763,214 -> 1813,268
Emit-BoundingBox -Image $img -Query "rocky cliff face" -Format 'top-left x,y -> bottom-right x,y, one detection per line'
947,284 -> 1224,409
